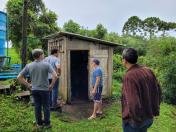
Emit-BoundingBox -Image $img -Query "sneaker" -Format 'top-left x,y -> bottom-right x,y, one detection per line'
43,124 -> 52,129
50,106 -> 62,112
36,124 -> 43,129
33,121 -> 43,129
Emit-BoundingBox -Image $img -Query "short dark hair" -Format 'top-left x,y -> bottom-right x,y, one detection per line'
122,48 -> 138,64
32,49 -> 44,59
92,58 -> 100,65
51,48 -> 58,55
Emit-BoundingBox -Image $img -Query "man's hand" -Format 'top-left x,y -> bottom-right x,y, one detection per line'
91,88 -> 96,96
17,74 -> 32,91
49,71 -> 57,91
49,84 -> 53,91
27,84 -> 32,91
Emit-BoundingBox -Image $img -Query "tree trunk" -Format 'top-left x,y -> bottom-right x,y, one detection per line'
21,0 -> 29,68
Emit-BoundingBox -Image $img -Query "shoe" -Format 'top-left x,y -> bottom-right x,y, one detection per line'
43,124 -> 52,129
50,107 -> 55,111
33,121 -> 44,129
50,106 -> 62,112
36,124 -> 43,129
88,116 -> 96,120
96,112 -> 103,115
33,121 -> 44,125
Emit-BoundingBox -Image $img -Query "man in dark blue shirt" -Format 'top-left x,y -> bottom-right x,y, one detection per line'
88,58 -> 103,120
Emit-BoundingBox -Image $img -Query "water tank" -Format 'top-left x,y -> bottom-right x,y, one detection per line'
0,11 -> 7,56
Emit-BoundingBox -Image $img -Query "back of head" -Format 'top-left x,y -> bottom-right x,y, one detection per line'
51,48 -> 58,55
32,49 -> 44,59
122,48 -> 138,64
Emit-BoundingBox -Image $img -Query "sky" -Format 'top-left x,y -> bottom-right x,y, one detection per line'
0,0 -> 176,34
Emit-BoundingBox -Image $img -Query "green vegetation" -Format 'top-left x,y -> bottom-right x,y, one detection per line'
0,82 -> 176,132
0,79 -> 12,85
2,0 -> 176,131
7,0 -> 59,56
142,37 -> 176,104
7,48 -> 21,64
109,35 -> 176,105
122,16 -> 176,38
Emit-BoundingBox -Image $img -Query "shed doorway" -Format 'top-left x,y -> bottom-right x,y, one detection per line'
70,50 -> 89,101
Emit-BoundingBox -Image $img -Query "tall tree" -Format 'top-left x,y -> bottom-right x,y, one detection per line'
94,24 -> 107,39
21,0 -> 29,68
7,0 -> 23,49
63,20 -> 80,33
123,16 -> 176,38
122,16 -> 143,36
7,0 -> 59,65
143,17 -> 161,39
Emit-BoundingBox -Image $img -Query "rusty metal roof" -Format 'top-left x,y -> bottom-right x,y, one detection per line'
44,31 -> 122,47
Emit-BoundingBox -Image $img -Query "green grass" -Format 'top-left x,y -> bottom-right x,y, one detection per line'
0,95 -> 175,132
0,80 -> 176,132
0,80 -> 12,85
6,48 -> 21,64
0,95 -> 122,132
149,104 -> 176,132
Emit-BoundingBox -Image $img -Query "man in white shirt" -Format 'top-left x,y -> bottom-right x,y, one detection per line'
45,48 -> 61,110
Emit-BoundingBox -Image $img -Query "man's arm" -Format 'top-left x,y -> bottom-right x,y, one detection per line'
49,71 -> 58,91
92,68 -> 102,95
56,64 -> 61,76
17,65 -> 31,90
48,63 -> 58,91
17,74 -> 31,90
123,76 -> 141,120
92,77 -> 100,95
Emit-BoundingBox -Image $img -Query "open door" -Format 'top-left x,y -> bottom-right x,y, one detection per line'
70,50 -> 89,101
89,50 -> 109,99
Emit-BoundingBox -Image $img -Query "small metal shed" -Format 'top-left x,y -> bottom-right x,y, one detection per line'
45,32 -> 121,103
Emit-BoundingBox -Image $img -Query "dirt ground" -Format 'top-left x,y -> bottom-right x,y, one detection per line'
54,98 -> 117,122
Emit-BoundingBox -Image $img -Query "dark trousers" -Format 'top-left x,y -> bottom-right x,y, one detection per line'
123,119 -> 153,132
32,90 -> 50,125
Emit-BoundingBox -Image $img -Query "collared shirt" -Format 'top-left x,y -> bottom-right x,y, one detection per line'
19,60 -> 54,91
92,66 -> 103,87
44,55 -> 60,79
122,64 -> 161,125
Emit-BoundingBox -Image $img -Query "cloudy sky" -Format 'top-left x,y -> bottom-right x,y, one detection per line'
1,0 -> 176,34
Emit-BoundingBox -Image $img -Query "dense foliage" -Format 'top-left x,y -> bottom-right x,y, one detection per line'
7,0 -> 59,55
143,37 -> 176,104
122,16 -> 176,39
112,36 -> 176,105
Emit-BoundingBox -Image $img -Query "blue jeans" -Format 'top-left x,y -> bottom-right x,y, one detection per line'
32,90 -> 50,125
49,79 -> 59,108
123,119 -> 153,132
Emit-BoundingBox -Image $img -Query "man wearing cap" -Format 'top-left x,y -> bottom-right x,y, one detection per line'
17,49 -> 58,128
88,58 -> 103,120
